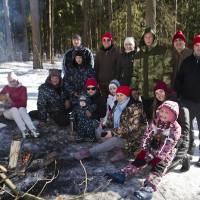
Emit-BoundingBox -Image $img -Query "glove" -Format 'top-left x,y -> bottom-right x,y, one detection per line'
149,157 -> 161,166
105,171 -> 126,184
144,153 -> 154,163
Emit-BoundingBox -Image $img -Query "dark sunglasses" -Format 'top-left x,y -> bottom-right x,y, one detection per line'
103,38 -> 111,42
87,87 -> 96,91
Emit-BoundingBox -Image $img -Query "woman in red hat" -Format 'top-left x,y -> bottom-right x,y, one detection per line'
73,85 -> 147,162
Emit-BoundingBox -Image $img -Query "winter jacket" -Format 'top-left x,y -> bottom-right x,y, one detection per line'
107,99 -> 147,155
62,45 -> 94,76
116,50 -> 137,85
170,47 -> 192,85
63,64 -> 95,104
94,45 -> 120,85
133,29 -> 171,99
37,76 -> 70,122
0,84 -> 27,108
87,92 -> 107,121
174,54 -> 200,103
141,101 -> 181,164
73,104 -> 99,139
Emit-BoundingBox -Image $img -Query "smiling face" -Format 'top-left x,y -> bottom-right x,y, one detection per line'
158,106 -> 175,122
155,89 -> 166,102
124,42 -> 135,53
116,93 -> 127,103
109,85 -> 118,96
86,85 -> 96,96
174,38 -> 185,52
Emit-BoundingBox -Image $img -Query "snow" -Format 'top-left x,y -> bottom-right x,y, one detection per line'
0,60 -> 62,112
0,61 -> 200,200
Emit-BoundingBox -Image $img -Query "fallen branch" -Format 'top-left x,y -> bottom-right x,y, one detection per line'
79,160 -> 88,196
37,160 -> 59,197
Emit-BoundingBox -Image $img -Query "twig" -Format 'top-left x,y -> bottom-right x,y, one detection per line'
0,186 -> 16,198
21,172 -> 40,198
79,160 -> 88,196
37,160 -> 59,197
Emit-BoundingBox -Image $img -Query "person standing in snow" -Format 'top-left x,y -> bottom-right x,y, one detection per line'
0,72 -> 39,138
63,50 -> 95,107
117,37 -> 138,86
170,30 -> 192,86
62,34 -> 94,77
174,35 -> 200,166
94,32 -> 120,96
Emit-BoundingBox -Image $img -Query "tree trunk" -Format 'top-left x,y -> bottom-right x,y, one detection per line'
49,0 -> 54,63
83,0 -> 89,45
19,0 -> 29,61
2,0 -> 14,61
94,0 -> 102,49
107,0 -> 113,32
29,0 -> 43,69
127,0 -> 132,36
103,0 -> 113,32
145,0 -> 156,31
174,0 -> 177,33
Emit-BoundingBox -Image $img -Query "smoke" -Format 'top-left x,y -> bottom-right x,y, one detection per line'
0,0 -> 30,62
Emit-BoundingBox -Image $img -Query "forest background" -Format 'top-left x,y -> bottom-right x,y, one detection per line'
0,0 -> 200,68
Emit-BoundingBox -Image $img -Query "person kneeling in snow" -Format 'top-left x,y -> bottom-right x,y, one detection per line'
106,100 -> 181,200
0,72 -> 39,138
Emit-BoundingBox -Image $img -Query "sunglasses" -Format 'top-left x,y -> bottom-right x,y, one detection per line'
87,87 -> 96,91
103,38 -> 111,42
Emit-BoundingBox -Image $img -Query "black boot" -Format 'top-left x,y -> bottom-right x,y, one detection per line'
180,155 -> 190,172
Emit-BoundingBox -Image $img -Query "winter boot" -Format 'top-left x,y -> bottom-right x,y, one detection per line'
133,186 -> 154,200
105,171 -> 126,184
110,149 -> 126,162
180,155 -> 190,172
21,129 -> 30,139
30,129 -> 40,138
73,148 -> 91,160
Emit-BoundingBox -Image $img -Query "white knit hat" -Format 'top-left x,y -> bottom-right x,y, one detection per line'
124,37 -> 135,46
7,72 -> 18,83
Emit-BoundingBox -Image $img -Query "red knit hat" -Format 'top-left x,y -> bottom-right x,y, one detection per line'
85,78 -> 97,87
172,31 -> 186,43
154,81 -> 168,93
192,35 -> 200,46
116,86 -> 131,96
101,32 -> 113,41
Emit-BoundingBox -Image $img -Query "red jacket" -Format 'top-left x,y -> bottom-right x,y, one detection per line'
0,85 -> 27,108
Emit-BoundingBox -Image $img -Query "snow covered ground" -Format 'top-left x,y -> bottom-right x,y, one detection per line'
0,61 -> 200,200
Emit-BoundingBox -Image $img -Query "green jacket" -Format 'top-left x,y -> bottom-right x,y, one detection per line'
132,28 -> 172,99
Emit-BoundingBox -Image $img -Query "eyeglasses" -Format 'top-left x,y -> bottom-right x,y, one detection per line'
103,38 -> 111,42
87,87 -> 96,91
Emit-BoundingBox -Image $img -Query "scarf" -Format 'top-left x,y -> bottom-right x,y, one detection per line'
113,97 -> 130,128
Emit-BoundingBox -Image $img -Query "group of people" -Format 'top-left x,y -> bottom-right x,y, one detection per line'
1,28 -> 200,200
